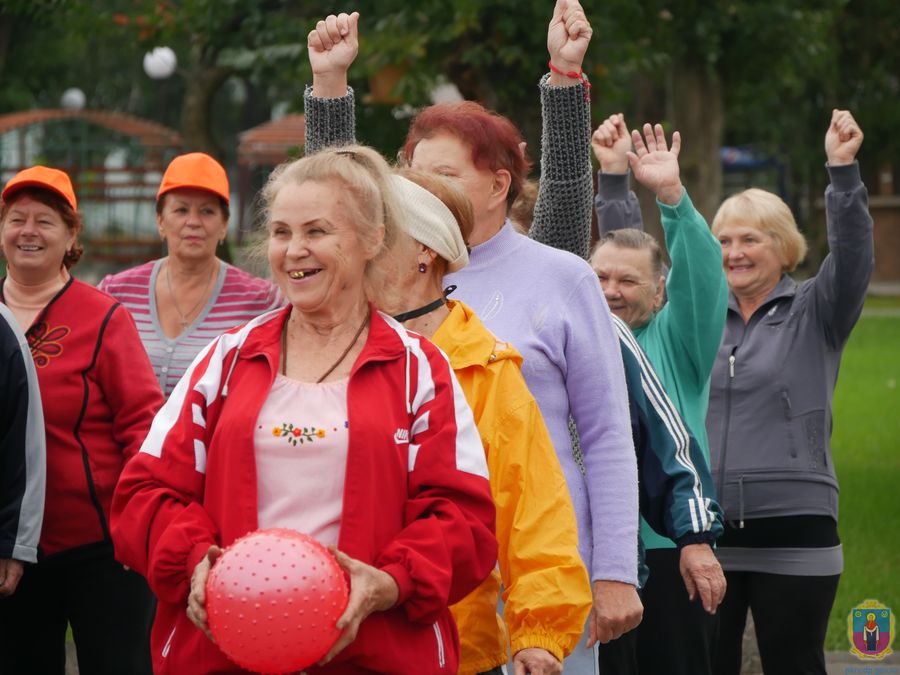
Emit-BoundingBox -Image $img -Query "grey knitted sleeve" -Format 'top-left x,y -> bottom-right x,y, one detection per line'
529,73 -> 594,260
303,85 -> 357,155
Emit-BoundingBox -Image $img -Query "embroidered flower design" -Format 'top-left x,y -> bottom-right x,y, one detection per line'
275,423 -> 326,446
27,322 -> 71,368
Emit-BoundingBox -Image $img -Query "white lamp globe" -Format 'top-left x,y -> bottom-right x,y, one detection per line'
60,88 -> 86,111
143,47 -> 177,79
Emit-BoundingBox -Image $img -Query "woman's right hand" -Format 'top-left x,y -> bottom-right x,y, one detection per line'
825,109 -> 863,166
592,113 -> 631,174
308,12 -> 359,98
186,545 -> 223,640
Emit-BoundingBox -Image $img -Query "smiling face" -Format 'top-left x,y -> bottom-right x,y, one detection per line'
409,132 -> 507,244
157,188 -> 228,262
590,243 -> 665,329
716,221 -> 784,301
0,194 -> 75,281
267,180 -> 382,316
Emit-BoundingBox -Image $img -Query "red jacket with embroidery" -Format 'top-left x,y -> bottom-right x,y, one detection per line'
0,277 -> 163,558
110,305 -> 497,675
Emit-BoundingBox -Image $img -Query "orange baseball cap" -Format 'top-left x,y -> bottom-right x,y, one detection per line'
2,166 -> 78,211
157,152 -> 230,205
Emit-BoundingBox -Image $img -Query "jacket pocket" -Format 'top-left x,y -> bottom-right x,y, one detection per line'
779,389 -> 826,467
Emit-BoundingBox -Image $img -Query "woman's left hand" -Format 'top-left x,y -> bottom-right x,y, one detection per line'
319,548 -> 400,665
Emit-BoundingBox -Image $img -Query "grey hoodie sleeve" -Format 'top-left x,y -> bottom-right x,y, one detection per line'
814,161 -> 875,349
303,85 -> 357,155
529,73 -> 593,260
595,172 -> 645,234
0,304 -> 45,563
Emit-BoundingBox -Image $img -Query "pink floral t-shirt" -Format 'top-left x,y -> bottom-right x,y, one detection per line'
253,374 -> 349,547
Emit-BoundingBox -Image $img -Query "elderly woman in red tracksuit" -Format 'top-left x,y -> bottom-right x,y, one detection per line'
110,144 -> 498,675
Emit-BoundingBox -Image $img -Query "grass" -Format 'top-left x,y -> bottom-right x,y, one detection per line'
826,296 -> 900,650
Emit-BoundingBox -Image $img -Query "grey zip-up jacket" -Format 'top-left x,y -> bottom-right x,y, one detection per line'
706,162 -> 874,526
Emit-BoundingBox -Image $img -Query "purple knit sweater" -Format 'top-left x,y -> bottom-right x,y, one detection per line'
445,222 -> 638,584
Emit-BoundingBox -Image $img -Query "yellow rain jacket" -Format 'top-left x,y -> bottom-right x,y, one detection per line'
432,301 -> 591,674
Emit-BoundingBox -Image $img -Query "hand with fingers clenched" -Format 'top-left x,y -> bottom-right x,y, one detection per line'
592,113 -> 631,174
308,11 -> 359,98
547,0 -> 593,85
825,109 -> 863,167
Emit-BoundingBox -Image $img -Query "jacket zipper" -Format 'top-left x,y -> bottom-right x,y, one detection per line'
433,621 -> 446,668
716,349 -> 737,516
780,390 -> 798,458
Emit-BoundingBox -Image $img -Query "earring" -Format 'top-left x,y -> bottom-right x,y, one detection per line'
418,262 -> 427,273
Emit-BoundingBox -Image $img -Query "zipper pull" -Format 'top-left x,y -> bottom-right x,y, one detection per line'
729,355 -> 735,378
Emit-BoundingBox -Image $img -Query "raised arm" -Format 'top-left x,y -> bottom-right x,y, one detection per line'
304,12 -> 359,154
816,109 -> 874,348
529,0 -> 594,259
593,114 -> 645,234
629,123 -> 727,383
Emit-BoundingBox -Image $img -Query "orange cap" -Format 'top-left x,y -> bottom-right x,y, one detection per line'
2,166 -> 78,211
157,152 -> 230,205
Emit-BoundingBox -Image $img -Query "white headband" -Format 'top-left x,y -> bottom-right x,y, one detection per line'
389,174 -> 469,272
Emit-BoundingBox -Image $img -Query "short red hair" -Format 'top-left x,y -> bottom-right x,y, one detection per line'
400,101 -> 532,209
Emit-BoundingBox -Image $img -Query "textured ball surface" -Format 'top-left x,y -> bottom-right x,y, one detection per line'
206,529 -> 348,674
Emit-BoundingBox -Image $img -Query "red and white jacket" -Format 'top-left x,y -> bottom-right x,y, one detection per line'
110,304 -> 497,675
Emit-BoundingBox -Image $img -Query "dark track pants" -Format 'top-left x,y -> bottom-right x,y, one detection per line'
0,544 -> 154,675
598,548 -> 718,675
713,570 -> 840,675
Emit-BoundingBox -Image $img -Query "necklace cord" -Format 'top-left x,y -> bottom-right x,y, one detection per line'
281,305 -> 371,383
166,259 -> 216,329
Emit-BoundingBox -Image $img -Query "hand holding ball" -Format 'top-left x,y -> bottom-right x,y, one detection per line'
205,529 -> 348,674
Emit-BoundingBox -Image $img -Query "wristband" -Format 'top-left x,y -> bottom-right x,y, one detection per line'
548,60 -> 591,102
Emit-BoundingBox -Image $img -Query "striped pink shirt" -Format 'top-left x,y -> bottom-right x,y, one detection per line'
99,259 -> 284,397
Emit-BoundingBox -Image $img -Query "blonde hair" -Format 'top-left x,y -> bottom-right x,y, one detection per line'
259,145 -> 400,263
712,188 -> 808,272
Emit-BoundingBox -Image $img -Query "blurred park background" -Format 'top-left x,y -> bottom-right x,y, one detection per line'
1,0 -> 898,659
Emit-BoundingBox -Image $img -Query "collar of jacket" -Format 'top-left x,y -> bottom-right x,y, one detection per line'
432,300 -> 522,370
728,273 -> 797,315
236,302 -> 410,372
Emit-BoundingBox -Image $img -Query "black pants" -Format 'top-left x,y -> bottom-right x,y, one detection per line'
713,570 -> 840,675
0,544 -> 154,675
598,548 -> 718,675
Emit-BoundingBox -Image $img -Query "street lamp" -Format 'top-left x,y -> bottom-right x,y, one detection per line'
143,47 -> 177,79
